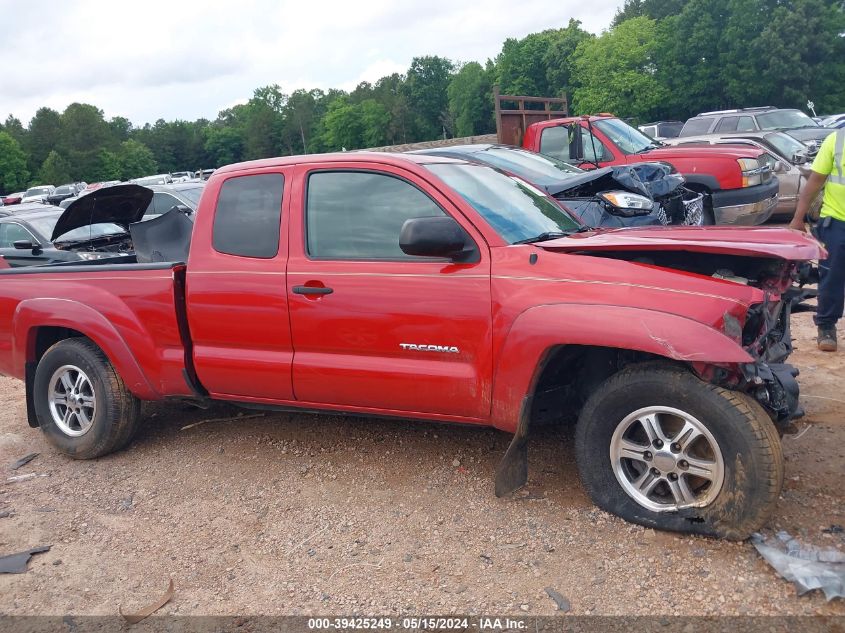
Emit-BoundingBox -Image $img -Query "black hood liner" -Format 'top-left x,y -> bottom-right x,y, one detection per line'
546,163 -> 684,201
51,184 -> 152,241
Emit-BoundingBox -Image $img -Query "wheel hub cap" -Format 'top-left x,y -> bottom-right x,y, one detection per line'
609,406 -> 725,513
48,365 -> 96,437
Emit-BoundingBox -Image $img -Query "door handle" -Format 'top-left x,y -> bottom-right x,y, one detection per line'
292,285 -> 333,295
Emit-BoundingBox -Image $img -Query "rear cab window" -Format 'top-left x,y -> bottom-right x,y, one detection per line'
212,174 -> 284,258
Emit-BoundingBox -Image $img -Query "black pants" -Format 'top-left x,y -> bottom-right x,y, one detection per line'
815,217 -> 845,328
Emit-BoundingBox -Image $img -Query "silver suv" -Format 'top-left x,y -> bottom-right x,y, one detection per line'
679,107 -> 833,152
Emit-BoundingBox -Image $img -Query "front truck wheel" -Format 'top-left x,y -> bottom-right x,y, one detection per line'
33,338 -> 141,459
575,364 -> 783,540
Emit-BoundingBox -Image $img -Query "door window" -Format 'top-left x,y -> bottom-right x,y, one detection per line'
212,174 -> 284,258
306,171 -> 446,260
715,116 -> 739,132
737,116 -> 756,132
0,223 -> 37,248
539,126 -> 610,162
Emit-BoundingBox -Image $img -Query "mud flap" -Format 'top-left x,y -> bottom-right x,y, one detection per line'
25,361 -> 38,428
494,396 -> 531,497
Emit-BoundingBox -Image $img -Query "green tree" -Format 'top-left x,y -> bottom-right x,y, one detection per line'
0,131 -> 30,192
59,103 -> 117,179
282,89 -> 320,154
612,0 -> 690,25
405,56 -> 455,140
24,107 -> 62,175
359,99 -> 391,147
38,150 -> 72,184
373,74 -> 410,144
448,62 -> 494,136
544,20 -> 593,99
571,17 -> 668,121
117,139 -> 157,180
204,126 -> 243,166
93,149 -> 122,181
321,97 -> 363,150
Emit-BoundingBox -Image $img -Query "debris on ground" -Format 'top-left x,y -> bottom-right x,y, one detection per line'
180,412 -> 264,431
822,525 -> 844,535
119,579 -> 175,624
752,532 -> 845,600
0,511 -> 12,519
0,545 -> 51,574
5,473 -> 39,484
544,587 -> 571,612
9,453 -> 38,471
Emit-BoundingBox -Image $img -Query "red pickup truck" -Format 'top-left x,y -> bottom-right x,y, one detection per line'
0,152 -> 822,539
522,115 -> 780,226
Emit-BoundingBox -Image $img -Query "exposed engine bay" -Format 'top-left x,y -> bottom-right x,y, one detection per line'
547,163 -> 704,228
586,248 -> 818,429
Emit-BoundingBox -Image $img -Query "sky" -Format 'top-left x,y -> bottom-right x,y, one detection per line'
0,0 -> 623,127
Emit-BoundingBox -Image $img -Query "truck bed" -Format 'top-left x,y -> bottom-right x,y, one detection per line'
0,261 -> 192,400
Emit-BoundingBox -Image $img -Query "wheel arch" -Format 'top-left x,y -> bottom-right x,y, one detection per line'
16,299 -> 160,404
490,303 -> 752,434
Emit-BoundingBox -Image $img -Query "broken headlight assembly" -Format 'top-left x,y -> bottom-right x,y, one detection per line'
598,191 -> 655,217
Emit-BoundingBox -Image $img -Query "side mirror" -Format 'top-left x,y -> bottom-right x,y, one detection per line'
13,240 -> 40,252
400,216 -> 474,261
774,161 -> 788,173
568,124 -> 584,162
792,152 -> 807,165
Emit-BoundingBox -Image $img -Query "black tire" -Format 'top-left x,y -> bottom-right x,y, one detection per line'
33,338 -> 141,459
575,363 -> 783,540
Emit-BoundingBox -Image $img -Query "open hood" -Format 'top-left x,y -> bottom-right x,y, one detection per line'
51,184 -> 152,241
538,226 -> 824,261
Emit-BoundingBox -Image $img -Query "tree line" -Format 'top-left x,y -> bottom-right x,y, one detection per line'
1,0 -> 843,193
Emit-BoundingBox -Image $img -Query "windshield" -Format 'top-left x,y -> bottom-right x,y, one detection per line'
174,186 -> 204,206
594,118 -> 657,154
757,110 -> 818,130
426,163 -> 581,244
27,216 -> 126,243
25,187 -> 52,196
470,148 -> 582,187
764,131 -> 807,160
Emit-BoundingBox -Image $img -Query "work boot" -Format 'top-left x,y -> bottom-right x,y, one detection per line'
818,326 -> 837,352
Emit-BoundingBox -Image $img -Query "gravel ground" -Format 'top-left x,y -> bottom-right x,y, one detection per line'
0,311 -> 843,617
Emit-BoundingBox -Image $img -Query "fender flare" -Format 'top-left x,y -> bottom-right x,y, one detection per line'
489,303 -> 752,432
13,298 -> 160,400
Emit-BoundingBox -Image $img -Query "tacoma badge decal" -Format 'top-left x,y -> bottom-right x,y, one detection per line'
400,343 -> 460,353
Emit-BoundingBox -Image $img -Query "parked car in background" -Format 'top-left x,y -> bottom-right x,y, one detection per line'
665,130 -> 818,220
679,107 -> 833,153
132,174 -> 173,186
0,207 -> 131,267
412,144 -> 703,227
46,182 -> 86,206
820,114 -> 845,128
522,115 -> 778,225
638,121 -> 683,140
196,169 -> 215,181
170,171 -> 194,183
143,182 -> 205,219
2,192 -> 24,206
20,185 -> 56,204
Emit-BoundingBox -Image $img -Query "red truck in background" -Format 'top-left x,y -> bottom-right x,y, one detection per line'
0,151 -> 822,539
521,115 -> 779,226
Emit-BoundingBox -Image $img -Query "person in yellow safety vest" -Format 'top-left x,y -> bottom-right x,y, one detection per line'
790,129 -> 845,351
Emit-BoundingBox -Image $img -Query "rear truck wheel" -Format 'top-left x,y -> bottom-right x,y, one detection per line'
575,363 -> 783,540
33,338 -> 141,459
